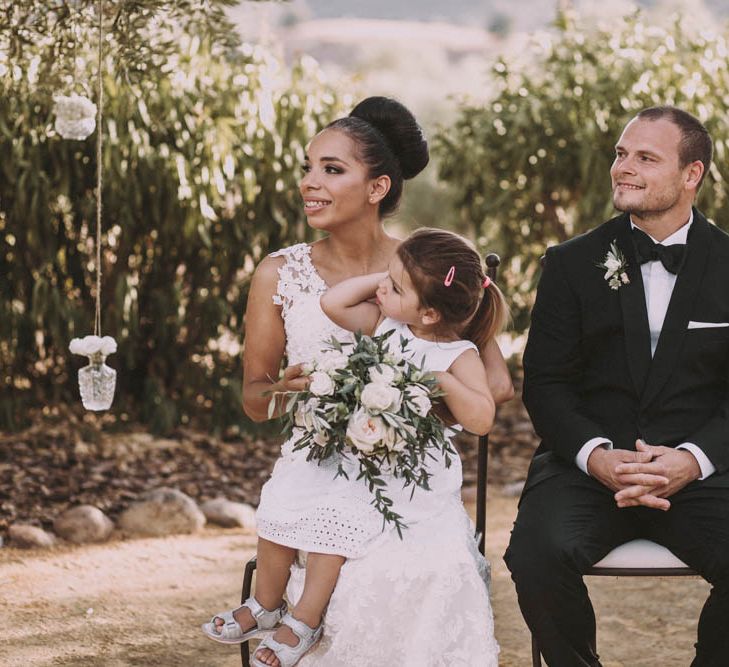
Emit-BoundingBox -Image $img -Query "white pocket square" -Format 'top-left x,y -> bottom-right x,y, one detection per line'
688,321 -> 729,329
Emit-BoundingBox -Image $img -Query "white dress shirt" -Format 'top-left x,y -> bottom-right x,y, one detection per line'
575,213 -> 715,479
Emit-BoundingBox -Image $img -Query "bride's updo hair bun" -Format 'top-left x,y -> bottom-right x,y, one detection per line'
326,96 -> 429,217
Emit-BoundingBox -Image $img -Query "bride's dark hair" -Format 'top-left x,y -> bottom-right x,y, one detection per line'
325,96 -> 429,217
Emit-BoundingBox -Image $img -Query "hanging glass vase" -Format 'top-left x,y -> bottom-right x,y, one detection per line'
69,335 -> 117,411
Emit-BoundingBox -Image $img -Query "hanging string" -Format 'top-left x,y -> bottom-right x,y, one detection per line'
94,0 -> 104,336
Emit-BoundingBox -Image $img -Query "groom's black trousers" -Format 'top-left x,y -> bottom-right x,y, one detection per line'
504,469 -> 729,667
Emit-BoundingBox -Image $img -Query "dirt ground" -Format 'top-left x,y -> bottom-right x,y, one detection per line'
0,492 -> 709,667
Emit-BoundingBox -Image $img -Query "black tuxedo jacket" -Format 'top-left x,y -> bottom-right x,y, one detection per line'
522,208 -> 729,492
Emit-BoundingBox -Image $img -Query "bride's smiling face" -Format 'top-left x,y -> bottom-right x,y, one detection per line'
300,129 -> 376,229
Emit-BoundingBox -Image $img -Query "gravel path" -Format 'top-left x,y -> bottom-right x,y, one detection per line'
1,494 -> 709,667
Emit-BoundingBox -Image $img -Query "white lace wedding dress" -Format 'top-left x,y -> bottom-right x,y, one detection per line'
255,244 -> 499,667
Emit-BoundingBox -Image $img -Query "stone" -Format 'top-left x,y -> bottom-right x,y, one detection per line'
53,505 -> 114,544
9,523 -> 57,549
118,487 -> 205,536
200,498 -> 256,530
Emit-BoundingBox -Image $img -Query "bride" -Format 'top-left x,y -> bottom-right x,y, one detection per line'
204,96 -> 512,666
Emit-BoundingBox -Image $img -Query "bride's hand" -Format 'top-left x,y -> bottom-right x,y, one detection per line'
277,363 -> 310,393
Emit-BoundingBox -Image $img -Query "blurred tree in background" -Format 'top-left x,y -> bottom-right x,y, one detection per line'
0,0 -> 345,432
436,9 -> 729,331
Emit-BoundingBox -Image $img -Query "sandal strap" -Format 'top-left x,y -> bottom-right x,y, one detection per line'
242,596 -> 267,620
281,612 -> 321,642
253,619 -> 323,667
241,597 -> 288,631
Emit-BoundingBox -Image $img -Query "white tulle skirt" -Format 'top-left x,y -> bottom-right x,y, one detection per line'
291,497 -> 499,666
256,437 -> 499,666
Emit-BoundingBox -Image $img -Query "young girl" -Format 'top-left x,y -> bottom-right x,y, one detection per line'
322,227 -> 507,439
203,97 -> 508,667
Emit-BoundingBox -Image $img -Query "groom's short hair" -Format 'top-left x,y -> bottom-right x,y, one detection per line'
636,106 -> 713,188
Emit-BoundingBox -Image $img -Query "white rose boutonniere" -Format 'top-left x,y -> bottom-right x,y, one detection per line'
598,241 -> 630,290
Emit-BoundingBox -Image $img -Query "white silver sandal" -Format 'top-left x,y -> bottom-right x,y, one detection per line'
251,612 -> 323,667
201,596 -> 288,645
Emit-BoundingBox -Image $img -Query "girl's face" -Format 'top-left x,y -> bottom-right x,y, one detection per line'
376,255 -> 426,326
299,129 -> 374,230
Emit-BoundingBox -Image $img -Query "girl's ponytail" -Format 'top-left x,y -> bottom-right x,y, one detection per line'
397,228 -> 509,349
461,278 -> 508,350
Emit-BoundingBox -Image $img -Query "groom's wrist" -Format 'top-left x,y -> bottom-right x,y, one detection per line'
577,438 -> 613,475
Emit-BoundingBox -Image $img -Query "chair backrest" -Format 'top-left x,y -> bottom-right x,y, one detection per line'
474,253 -> 500,557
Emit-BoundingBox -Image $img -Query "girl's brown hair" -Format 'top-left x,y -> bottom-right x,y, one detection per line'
397,228 -> 508,349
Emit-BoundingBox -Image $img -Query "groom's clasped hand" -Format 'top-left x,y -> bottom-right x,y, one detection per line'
610,439 -> 701,510
588,439 -> 701,510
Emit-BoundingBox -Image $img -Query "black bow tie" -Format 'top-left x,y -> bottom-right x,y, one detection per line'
632,227 -> 686,275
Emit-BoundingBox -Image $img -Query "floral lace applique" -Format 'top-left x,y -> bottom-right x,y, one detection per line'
270,243 -> 327,311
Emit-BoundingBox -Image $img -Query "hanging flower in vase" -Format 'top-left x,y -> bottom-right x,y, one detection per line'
53,92 -> 97,140
69,335 -> 117,411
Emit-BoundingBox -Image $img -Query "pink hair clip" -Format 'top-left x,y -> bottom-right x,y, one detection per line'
444,266 -> 456,286
482,276 -> 492,288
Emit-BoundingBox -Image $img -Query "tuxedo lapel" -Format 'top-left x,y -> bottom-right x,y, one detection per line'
614,217 -> 652,396
640,210 -> 712,409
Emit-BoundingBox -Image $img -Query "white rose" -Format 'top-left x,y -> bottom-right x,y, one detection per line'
368,364 -> 399,385
315,350 -> 349,374
54,93 -> 97,140
360,382 -> 402,413
68,335 -> 117,356
406,385 -> 432,417
346,409 -> 387,454
294,398 -> 319,430
603,256 -> 621,272
309,371 -> 335,396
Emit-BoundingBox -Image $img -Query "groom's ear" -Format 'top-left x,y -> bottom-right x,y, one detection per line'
368,175 -> 391,204
420,307 -> 441,327
684,159 -> 704,192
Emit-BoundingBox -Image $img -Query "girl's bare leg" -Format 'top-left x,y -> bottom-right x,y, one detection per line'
215,537 -> 296,632
255,552 -> 345,667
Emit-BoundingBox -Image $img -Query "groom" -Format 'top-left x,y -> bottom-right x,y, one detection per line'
505,106 -> 729,666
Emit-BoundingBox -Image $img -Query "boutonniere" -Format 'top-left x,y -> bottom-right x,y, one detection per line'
598,241 -> 630,290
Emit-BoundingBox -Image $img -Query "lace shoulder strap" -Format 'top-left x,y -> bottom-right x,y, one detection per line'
269,243 -> 326,309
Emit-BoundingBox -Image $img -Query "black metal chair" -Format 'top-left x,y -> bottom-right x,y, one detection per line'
529,540 -> 697,665
239,255 -> 502,666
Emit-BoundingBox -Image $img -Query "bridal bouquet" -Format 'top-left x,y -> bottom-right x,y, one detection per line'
272,330 -> 454,535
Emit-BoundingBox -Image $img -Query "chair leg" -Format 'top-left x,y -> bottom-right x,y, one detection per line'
531,634 -> 542,667
240,556 -> 258,667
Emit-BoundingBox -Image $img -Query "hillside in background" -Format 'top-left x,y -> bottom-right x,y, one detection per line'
232,0 -> 729,34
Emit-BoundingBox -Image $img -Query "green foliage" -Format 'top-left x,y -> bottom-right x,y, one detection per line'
0,7 -> 344,432
0,0 -> 262,92
435,10 -> 729,330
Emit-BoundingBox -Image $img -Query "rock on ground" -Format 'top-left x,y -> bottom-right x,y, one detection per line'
53,505 -> 114,544
8,524 -> 56,549
200,498 -> 257,530
118,487 -> 205,537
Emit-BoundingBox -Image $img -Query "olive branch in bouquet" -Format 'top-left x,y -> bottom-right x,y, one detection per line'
269,329 -> 456,537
